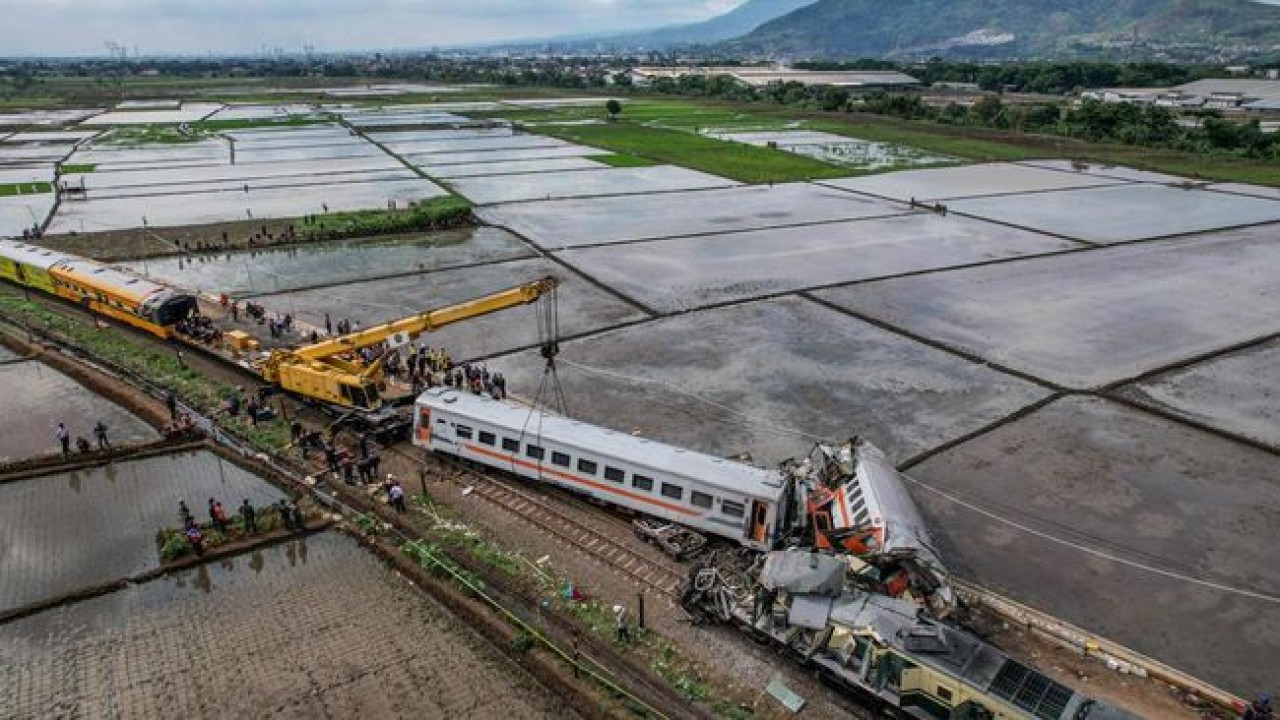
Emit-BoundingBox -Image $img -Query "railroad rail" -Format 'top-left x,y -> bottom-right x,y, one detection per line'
418,449 -> 689,597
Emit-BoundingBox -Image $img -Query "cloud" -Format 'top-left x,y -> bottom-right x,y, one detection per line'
0,0 -> 745,55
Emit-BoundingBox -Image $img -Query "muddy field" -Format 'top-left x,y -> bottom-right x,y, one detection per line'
0,361 -> 156,461
0,532 -> 576,719
0,450 -> 284,613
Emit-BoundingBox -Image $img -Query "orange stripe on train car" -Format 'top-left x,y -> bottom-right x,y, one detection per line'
462,442 -> 700,517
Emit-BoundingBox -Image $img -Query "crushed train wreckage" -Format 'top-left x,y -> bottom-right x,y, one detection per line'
682,549 -> 1139,720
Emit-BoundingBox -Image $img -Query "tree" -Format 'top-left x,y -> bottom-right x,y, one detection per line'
605,98 -> 622,121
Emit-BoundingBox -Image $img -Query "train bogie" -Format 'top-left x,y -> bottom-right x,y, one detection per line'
414,388 -> 789,551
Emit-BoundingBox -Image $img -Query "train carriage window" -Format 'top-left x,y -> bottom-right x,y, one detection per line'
632,474 -> 653,492
525,444 -> 545,460
660,483 -> 683,500
690,491 -> 713,509
455,425 -> 473,440
577,459 -> 597,475
502,437 -> 519,452
604,466 -> 625,483
721,501 -> 745,518
551,451 -> 571,468
478,431 -> 496,446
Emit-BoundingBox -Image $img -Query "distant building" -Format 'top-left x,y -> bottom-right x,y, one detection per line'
1079,79 -> 1280,112
628,65 -> 919,91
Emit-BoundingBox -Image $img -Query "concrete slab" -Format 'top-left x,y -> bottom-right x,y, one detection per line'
250,257 -> 648,361
910,395 -> 1280,695
69,141 -> 229,166
123,227 -> 536,296
0,450 -> 284,614
557,213 -> 1079,312
819,162 -> 1126,201
813,227 -> 1280,389
0,361 -> 156,461
48,178 -> 446,233
950,184 -> 1280,243
347,113 -> 470,128
449,165 -> 738,205
205,103 -> 317,121
479,183 -> 906,250
1119,337 -> 1280,449
0,145 -> 77,163
425,157 -> 607,179
495,296 -> 1050,465
404,145 -> 611,167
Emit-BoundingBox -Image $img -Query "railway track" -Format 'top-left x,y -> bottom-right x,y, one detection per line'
382,445 -> 689,598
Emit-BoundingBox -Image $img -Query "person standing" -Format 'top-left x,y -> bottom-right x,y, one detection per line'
55,422 -> 70,458
389,481 -> 406,513
165,391 -> 178,421
93,421 -> 110,451
613,604 -> 631,644
240,499 -> 257,534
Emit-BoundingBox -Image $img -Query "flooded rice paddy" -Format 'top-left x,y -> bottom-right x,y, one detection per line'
479,182 -> 906,249
253,256 -> 647,361
124,226 -> 535,295
911,396 -> 1280,695
814,226 -> 1280,389
703,129 -> 954,171
0,450 -> 285,613
819,161 -> 1125,201
0,532 -> 575,719
448,165 -> 739,205
0,361 -> 155,461
556,212 -> 1080,312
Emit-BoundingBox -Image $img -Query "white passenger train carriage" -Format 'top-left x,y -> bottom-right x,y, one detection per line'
414,387 -> 791,550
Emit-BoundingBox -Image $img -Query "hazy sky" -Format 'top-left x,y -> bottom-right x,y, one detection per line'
0,0 -> 744,56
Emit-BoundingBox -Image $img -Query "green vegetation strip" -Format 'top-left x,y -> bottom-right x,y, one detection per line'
0,287 -> 291,453
0,182 -> 52,196
534,122 -> 848,184
301,195 -> 473,242
58,164 -> 96,174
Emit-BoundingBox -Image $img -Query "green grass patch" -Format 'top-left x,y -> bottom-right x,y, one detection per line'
302,195 -> 473,242
0,182 -> 52,196
59,164 -> 97,174
96,115 -> 330,145
535,121 -> 847,184
0,286 -> 291,453
591,152 -> 658,168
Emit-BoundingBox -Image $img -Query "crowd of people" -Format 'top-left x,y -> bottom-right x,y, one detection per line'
52,420 -> 113,458
176,495 -> 308,557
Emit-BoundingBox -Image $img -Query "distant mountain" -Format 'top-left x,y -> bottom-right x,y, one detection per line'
605,0 -> 818,48
720,0 -> 1280,58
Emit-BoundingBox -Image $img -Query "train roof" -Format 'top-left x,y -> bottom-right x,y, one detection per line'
419,387 -> 786,500
0,239 -> 74,270
827,590 -> 1137,720
56,258 -> 177,303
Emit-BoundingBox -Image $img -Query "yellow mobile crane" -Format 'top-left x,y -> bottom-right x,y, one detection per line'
259,276 -> 559,412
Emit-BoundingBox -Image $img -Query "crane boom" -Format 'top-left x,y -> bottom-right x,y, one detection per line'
293,276 -> 559,360
259,276 -> 559,411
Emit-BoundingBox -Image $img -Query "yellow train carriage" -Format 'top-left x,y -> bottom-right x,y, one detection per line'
50,259 -> 195,338
0,240 -> 64,295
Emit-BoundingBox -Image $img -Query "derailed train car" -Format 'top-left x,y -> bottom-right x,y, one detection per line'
0,239 -> 196,337
685,551 -> 1139,720
414,387 -> 792,551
